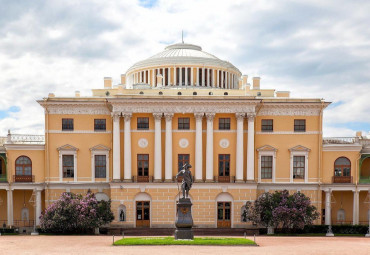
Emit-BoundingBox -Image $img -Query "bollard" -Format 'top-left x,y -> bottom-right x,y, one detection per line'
122,231 -> 124,239
113,235 -> 115,245
254,234 -> 256,243
244,232 -> 246,238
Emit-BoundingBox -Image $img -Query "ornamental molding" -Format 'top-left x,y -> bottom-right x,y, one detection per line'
138,138 -> 148,148
57,144 -> 78,151
179,138 -> 189,148
219,139 -> 230,149
257,145 -> 278,152
289,145 -> 311,152
90,144 -> 111,151
258,104 -> 323,116
40,102 -> 111,115
48,130 -> 112,134
109,99 -> 257,114
256,131 -> 320,135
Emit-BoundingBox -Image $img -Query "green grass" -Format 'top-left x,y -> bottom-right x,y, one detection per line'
267,233 -> 365,237
114,236 -> 256,246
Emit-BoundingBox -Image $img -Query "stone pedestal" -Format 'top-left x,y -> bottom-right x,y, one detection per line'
175,198 -> 193,240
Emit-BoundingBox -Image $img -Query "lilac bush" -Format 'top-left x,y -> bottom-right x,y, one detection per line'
243,190 -> 319,230
40,192 -> 114,233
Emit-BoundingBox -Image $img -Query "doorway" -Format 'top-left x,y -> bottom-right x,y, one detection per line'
217,202 -> 231,228
136,201 -> 150,227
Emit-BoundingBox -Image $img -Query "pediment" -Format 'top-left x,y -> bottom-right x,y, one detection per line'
257,145 -> 277,152
289,145 -> 310,152
57,144 -> 78,151
90,144 -> 111,151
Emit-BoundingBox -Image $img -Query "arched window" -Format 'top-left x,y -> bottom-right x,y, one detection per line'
334,157 -> 351,177
15,156 -> 32,176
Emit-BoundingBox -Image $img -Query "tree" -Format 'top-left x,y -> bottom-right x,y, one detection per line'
40,192 -> 114,233
243,190 -> 319,231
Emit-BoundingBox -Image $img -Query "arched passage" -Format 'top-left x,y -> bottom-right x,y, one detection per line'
134,192 -> 151,228
215,192 -> 234,228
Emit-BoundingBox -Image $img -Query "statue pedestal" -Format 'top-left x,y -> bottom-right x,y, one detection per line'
175,198 -> 193,240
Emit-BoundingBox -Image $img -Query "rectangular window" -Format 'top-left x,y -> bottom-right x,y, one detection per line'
95,155 -> 106,178
218,154 -> 230,176
261,156 -> 273,179
293,156 -> 305,179
219,118 -> 231,130
178,154 -> 190,171
137,117 -> 149,130
62,155 -> 74,178
261,119 -> 273,132
62,119 -> 74,131
178,118 -> 190,130
94,119 -> 106,131
137,154 -> 149,177
294,119 -> 306,132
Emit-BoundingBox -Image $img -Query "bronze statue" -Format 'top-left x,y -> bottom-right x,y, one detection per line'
176,163 -> 193,199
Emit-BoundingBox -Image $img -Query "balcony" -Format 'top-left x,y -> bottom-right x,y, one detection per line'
0,174 -> 7,182
13,175 -> 34,183
332,176 -> 352,183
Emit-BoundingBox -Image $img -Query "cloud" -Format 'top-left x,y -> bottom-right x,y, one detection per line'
0,0 -> 369,137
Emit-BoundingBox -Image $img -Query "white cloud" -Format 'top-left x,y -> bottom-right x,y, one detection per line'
0,0 -> 369,136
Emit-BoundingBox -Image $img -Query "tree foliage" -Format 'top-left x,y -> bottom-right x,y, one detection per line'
40,192 -> 114,233
242,190 -> 319,229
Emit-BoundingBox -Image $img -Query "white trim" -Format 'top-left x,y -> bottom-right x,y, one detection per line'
109,182 -> 258,190
91,150 -> 110,182
59,150 -> 78,182
215,192 -> 234,228
134,193 -> 152,228
48,130 -> 112,134
4,144 -> 45,150
256,131 -> 320,135
290,150 -> 309,183
322,144 -> 362,151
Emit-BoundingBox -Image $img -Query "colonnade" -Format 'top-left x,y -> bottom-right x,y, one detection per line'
130,67 -> 239,89
112,112 -> 255,182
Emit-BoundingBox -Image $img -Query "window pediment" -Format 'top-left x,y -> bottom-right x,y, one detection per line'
57,144 -> 78,151
289,145 -> 310,152
90,144 -> 111,151
257,145 -> 277,152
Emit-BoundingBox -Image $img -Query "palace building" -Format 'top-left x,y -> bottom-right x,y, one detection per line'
0,43 -> 369,232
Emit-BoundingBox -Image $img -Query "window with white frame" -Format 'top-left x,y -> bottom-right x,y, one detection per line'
289,145 -> 310,183
90,145 -> 110,181
62,155 -> 74,178
257,145 -> 277,183
261,156 -> 273,179
95,155 -> 106,178
58,144 -> 78,181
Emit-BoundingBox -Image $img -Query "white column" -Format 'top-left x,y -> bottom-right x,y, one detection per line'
221,71 -> 224,88
325,189 -> 332,225
212,69 -> 215,87
152,69 -> 155,87
195,113 -> 204,181
174,67 -> 177,85
202,67 -> 205,86
168,68 -> 171,86
7,189 -> 13,226
235,113 -> 245,182
179,67 -> 183,86
162,68 -> 165,86
185,67 -> 188,86
112,113 -> 121,181
196,67 -> 199,86
36,189 -> 42,226
247,113 -> 255,181
153,113 -> 162,181
123,113 -> 132,181
216,70 -> 219,88
206,113 -> 215,181
144,70 -> 147,83
353,190 -> 359,225
164,113 -> 174,182
207,68 -> 210,87
191,67 -> 194,86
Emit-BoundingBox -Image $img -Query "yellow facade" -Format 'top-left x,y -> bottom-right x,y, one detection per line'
0,42 -> 369,232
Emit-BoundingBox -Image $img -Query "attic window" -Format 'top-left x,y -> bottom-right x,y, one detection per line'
193,92 -> 197,95
177,92 -> 182,95
224,92 -> 228,95
139,91 -> 144,94
159,91 -> 163,95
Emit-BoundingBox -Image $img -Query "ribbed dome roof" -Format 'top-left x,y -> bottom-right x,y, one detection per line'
126,43 -> 241,74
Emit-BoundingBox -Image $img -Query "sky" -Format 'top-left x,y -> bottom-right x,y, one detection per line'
0,0 -> 369,137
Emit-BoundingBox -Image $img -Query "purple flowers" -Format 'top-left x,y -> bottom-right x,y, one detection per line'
40,192 -> 114,233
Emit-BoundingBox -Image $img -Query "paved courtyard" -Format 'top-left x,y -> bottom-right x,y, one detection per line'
0,235 -> 369,255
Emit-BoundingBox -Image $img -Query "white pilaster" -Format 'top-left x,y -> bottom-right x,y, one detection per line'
325,189 -> 331,225
164,113 -> 174,181
206,113 -> 215,181
247,113 -> 255,181
123,113 -> 132,181
112,113 -> 121,181
36,190 -> 42,226
235,113 -> 245,182
154,113 -> 163,181
7,189 -> 13,226
353,190 -> 359,225
195,113 -> 204,181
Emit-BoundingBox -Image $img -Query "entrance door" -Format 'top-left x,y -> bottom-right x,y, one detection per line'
136,201 -> 150,227
217,202 -> 231,228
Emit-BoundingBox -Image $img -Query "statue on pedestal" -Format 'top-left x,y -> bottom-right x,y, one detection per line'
176,163 -> 193,199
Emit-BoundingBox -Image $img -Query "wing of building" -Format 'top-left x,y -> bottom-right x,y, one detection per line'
1,42 -> 369,233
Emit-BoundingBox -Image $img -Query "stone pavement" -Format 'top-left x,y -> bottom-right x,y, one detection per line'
0,235 -> 369,255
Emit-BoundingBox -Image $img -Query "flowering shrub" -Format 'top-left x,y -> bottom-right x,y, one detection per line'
40,192 -> 114,233
242,190 -> 319,230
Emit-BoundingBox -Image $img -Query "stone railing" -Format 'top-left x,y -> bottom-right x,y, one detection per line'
323,137 -> 357,144
6,132 -> 45,145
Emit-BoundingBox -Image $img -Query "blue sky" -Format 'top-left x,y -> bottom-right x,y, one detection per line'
0,0 -> 369,136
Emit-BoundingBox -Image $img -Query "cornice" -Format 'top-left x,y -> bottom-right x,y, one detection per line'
4,144 -> 45,150
39,101 -> 111,115
258,103 -> 325,116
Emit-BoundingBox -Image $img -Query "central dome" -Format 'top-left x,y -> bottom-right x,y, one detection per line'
126,43 -> 240,73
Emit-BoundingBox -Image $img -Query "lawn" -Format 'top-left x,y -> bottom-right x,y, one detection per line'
114,236 -> 256,246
